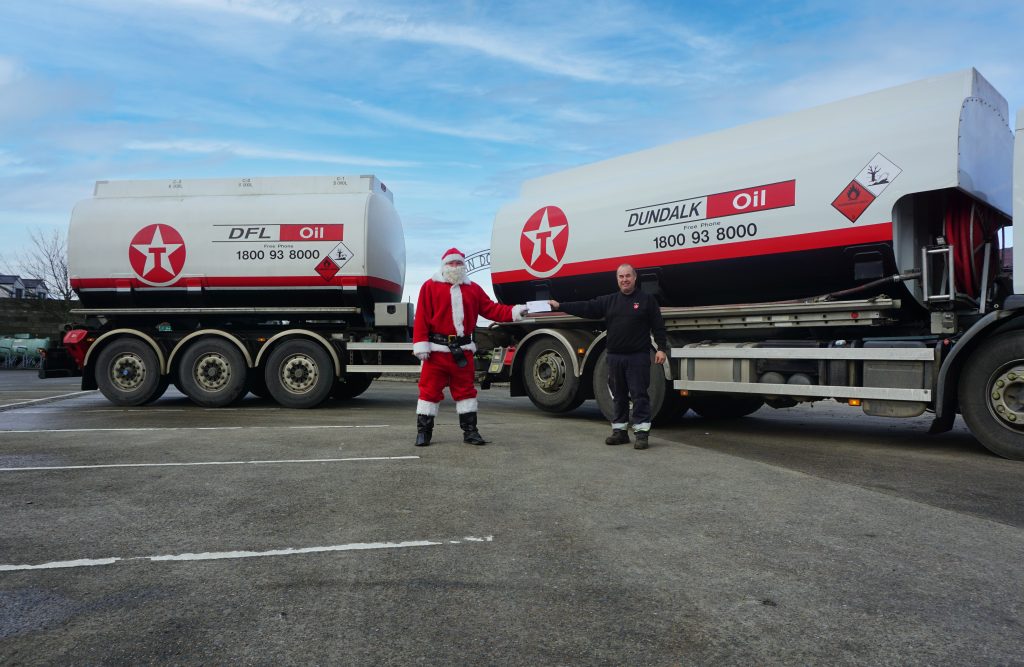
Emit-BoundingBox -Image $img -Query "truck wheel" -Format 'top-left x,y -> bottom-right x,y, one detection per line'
958,333 -> 1024,460
332,374 -> 374,400
592,349 -> 686,424
264,339 -> 334,408
177,339 -> 248,408
94,338 -> 164,406
522,337 -> 585,412
689,395 -> 764,419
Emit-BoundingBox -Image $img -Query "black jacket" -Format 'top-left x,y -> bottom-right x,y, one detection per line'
559,290 -> 668,354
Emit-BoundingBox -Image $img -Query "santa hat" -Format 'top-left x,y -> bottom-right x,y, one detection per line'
441,248 -> 466,264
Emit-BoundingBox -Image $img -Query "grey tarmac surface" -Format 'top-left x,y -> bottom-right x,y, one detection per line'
0,371 -> 1022,665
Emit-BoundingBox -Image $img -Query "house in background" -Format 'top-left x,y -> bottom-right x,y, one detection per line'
0,275 -> 48,299
20,278 -> 50,299
0,275 -> 25,299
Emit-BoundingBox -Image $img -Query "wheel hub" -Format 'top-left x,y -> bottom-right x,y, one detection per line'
280,355 -> 318,394
111,353 -> 146,391
989,365 -> 1024,427
533,351 -> 566,393
194,353 -> 230,391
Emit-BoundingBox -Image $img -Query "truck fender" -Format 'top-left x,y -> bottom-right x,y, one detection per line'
933,309 -> 1024,425
83,329 -> 168,374
167,330 -> 254,372
254,330 -> 341,378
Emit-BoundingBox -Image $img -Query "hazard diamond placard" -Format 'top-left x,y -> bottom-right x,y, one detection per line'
832,152 -> 901,223
832,180 -> 875,222
315,256 -> 339,281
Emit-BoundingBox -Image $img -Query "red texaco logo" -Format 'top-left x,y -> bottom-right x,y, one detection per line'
520,206 -> 569,275
128,224 -> 187,285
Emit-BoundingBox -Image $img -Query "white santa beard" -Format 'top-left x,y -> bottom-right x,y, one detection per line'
442,264 -> 466,283
450,283 -> 465,336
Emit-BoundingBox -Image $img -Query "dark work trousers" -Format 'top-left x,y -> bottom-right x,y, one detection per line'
607,350 -> 652,430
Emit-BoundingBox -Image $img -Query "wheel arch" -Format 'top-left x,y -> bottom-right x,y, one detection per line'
255,329 -> 341,378
167,330 -> 254,374
935,310 -> 1024,420
84,329 -> 167,374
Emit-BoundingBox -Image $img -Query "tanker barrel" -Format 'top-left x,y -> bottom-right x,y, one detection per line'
18,337 -> 50,368
0,337 -> 13,368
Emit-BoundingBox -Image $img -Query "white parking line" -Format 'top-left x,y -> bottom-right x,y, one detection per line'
0,455 -> 420,472
0,535 -> 494,572
0,391 -> 93,409
0,425 -> 389,434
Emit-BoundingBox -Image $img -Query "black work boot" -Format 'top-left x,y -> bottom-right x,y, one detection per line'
634,431 -> 649,450
459,412 -> 486,445
605,429 -> 630,446
415,414 -> 434,447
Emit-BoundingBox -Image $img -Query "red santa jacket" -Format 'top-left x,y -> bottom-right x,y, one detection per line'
413,273 -> 525,354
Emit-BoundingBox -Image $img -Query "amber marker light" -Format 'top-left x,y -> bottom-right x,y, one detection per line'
848,399 -> 862,406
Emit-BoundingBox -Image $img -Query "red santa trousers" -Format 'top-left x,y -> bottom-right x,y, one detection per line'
418,351 -> 477,406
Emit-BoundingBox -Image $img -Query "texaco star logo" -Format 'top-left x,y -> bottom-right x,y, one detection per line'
520,206 -> 569,275
128,224 -> 187,285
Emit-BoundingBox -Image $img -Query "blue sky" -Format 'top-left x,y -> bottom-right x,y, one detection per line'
2,0 -> 1023,300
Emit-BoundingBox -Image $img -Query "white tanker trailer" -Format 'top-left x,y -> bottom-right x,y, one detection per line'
54,175 -> 419,408
482,68 -> 1024,460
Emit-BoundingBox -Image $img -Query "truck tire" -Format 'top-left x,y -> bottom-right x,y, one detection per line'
332,373 -> 374,400
689,395 -> 764,419
592,349 -> 687,424
176,338 -> 248,408
958,332 -> 1024,460
522,336 -> 585,413
94,338 -> 164,406
264,339 -> 334,409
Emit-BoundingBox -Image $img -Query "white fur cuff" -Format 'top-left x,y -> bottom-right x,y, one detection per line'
413,341 -> 432,356
512,304 -> 528,321
417,400 -> 440,416
455,397 -> 479,414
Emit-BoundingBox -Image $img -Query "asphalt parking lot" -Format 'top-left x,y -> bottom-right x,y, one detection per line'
0,371 -> 1022,665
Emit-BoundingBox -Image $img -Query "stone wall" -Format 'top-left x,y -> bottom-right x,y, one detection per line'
0,299 -> 76,337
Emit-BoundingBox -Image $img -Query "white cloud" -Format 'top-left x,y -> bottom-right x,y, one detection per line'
123,139 -> 418,168
332,97 -> 533,144
0,149 -> 44,176
0,56 -> 23,85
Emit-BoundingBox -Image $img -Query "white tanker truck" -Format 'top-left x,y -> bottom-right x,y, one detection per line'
45,68 -> 1024,459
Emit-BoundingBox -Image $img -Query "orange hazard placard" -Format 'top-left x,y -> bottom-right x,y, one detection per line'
831,180 -> 875,223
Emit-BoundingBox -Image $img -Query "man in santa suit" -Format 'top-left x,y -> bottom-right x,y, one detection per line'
412,248 -> 528,446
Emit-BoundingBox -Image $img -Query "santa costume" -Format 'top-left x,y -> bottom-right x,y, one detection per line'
412,248 -> 527,446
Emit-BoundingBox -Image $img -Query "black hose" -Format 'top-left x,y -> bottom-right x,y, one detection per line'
820,270 -> 922,302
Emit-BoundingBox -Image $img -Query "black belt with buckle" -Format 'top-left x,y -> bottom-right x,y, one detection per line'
428,334 -> 472,367
428,334 -> 473,346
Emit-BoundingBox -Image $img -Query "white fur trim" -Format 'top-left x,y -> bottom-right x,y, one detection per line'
442,252 -> 465,264
413,341 -> 431,356
512,304 -> 527,321
417,400 -> 440,416
455,397 -> 478,414
451,284 -> 465,336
